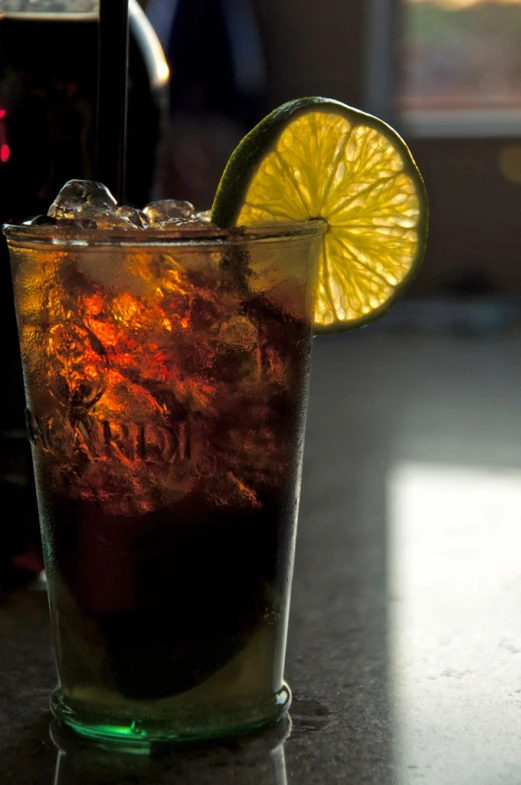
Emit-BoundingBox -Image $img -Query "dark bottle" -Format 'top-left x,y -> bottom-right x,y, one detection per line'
0,0 -> 169,589
147,0 -> 268,208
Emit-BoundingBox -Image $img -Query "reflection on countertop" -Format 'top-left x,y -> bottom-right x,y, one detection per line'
2,315 -> 521,784
51,717 -> 290,785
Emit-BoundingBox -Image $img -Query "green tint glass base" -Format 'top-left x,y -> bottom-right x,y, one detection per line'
50,683 -> 292,746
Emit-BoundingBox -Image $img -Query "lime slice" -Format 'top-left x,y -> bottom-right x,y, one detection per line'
211,97 -> 428,332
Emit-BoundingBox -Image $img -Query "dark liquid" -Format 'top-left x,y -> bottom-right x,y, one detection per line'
32,302 -> 308,704
36,304 -> 307,702
10,229 -> 317,735
45,491 -> 287,701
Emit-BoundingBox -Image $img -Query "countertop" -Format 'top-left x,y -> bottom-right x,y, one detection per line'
2,321 -> 521,784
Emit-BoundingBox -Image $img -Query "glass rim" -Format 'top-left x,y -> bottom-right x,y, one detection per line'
2,219 -> 327,249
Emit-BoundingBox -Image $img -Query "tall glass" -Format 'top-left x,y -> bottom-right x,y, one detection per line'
4,220 -> 324,745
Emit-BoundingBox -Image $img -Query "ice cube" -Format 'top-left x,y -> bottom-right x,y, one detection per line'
194,210 -> 215,225
115,206 -> 149,229
88,206 -> 149,230
48,179 -> 117,220
218,316 -> 258,351
143,199 -> 196,227
46,322 -> 109,410
213,317 -> 261,384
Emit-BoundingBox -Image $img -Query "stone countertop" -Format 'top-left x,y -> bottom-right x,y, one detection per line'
2,329 -> 521,784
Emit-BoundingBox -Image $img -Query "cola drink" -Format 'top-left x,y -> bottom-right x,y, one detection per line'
4,181 -> 324,743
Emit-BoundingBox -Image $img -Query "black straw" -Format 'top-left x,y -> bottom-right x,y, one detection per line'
95,0 -> 129,203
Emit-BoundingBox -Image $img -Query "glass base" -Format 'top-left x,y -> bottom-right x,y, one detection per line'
50,683 -> 292,746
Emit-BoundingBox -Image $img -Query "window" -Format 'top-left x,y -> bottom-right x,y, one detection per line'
399,0 -> 521,135
370,0 -> 521,295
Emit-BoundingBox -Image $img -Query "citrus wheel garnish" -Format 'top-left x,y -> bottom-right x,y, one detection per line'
211,97 -> 428,332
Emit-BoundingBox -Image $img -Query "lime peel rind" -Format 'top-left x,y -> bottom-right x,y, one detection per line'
211,97 -> 428,332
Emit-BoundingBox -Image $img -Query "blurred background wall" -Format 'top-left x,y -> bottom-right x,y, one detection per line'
253,0 -> 367,108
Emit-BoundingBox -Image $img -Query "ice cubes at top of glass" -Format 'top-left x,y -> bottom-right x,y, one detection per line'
46,180 -> 213,230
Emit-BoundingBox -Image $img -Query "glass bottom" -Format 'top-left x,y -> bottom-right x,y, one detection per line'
50,683 -> 292,746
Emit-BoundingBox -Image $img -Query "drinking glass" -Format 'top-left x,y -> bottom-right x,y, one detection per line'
4,219 -> 324,744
